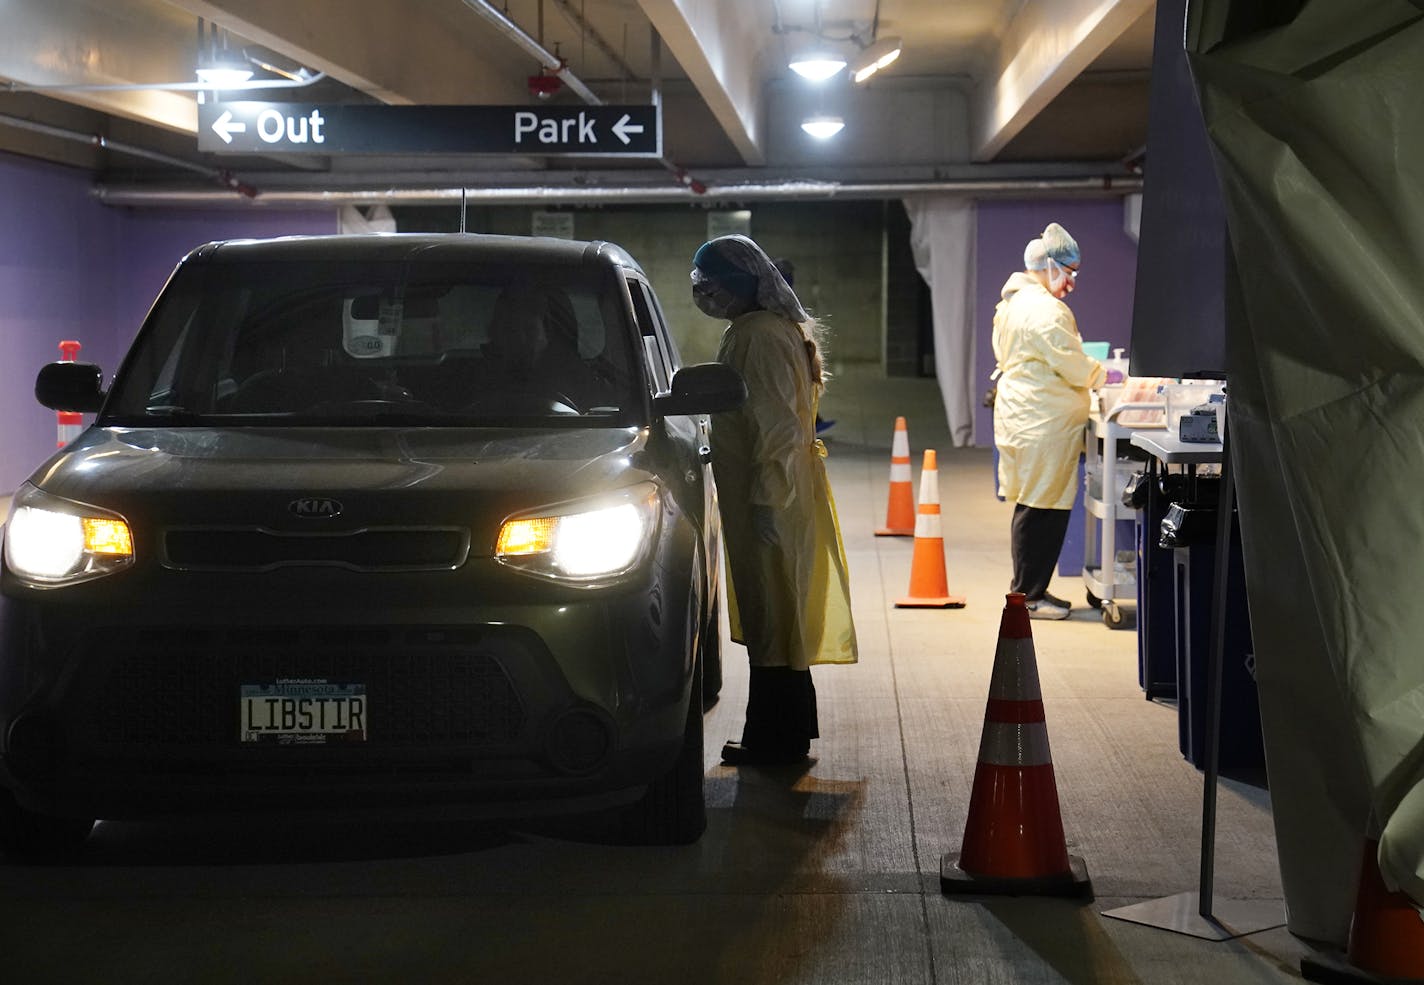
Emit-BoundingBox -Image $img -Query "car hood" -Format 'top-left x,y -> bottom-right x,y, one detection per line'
30,426 -> 657,550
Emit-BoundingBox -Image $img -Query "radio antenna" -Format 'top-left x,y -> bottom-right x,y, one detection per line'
459,188 -> 467,233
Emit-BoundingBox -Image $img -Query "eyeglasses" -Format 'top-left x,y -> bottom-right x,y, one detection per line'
1061,264 -> 1079,280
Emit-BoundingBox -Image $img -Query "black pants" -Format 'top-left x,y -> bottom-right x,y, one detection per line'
741,667 -> 818,754
1011,503 -> 1072,600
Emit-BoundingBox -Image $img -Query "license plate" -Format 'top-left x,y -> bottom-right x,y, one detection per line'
240,679 -> 366,744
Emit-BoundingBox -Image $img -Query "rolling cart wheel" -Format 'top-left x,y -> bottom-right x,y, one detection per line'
1086,590 -> 1103,610
1102,602 -> 1135,630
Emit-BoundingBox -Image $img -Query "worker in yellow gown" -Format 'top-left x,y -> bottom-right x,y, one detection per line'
690,235 -> 858,766
992,222 -> 1105,620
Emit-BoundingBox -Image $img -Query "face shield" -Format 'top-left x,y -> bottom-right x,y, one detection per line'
690,267 -> 755,319
1046,258 -> 1078,295
690,236 -> 809,323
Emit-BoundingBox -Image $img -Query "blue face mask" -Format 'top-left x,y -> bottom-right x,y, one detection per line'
693,277 -> 754,319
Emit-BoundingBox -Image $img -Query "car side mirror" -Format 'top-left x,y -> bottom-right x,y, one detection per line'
36,362 -> 106,413
653,363 -> 747,417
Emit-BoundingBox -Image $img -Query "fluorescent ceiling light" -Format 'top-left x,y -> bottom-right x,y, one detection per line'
850,36 -> 902,84
789,54 -> 847,82
800,116 -> 845,139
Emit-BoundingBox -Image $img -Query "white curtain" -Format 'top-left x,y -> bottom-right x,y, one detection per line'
903,197 -> 977,446
338,204 -> 397,234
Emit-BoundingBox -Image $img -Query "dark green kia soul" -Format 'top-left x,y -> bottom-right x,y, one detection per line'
0,234 -> 744,856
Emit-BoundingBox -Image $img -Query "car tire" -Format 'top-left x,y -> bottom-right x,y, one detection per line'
701,594 -> 722,711
0,790 -> 94,860
620,668 -> 707,846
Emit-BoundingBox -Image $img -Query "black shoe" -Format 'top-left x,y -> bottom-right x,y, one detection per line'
720,741 -> 809,766
1041,591 -> 1073,611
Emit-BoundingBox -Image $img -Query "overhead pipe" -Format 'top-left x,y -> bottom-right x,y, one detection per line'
549,0 -> 639,83
459,0 -> 704,192
0,112 -> 257,196
92,174 -> 1142,208
459,0 -> 602,105
0,75 -> 326,94
648,23 -> 701,192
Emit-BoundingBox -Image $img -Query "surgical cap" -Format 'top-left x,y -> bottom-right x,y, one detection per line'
691,235 -> 808,323
692,240 -> 758,301
1023,221 -> 1081,271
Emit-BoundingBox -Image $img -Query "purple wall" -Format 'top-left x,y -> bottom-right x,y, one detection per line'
0,151 -> 336,492
974,198 -> 1139,444
108,208 -> 341,363
0,155 -> 116,492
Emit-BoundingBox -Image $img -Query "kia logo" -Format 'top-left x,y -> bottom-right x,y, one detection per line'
289,497 -> 343,518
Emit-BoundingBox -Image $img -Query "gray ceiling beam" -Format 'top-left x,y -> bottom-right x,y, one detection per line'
637,0 -> 769,166
973,0 -> 1154,162
0,0 -> 200,132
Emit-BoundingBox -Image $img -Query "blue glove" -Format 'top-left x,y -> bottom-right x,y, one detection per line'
751,505 -> 779,546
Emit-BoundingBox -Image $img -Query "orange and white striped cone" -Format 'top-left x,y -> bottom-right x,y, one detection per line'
875,416 -> 916,537
56,339 -> 83,448
941,592 -> 1091,897
894,450 -> 965,608
1301,825 -> 1424,983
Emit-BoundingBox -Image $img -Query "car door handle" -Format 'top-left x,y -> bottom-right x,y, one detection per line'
698,446 -> 712,465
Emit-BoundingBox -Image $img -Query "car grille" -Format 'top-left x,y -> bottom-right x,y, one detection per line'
163,527 -> 469,571
78,626 -> 526,749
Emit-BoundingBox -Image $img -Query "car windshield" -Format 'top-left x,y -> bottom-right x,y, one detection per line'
103,258 -> 642,427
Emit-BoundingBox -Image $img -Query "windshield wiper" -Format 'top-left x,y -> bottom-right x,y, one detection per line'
139,405 -> 207,423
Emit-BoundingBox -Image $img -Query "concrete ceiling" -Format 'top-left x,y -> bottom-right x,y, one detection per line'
0,0 -> 1157,201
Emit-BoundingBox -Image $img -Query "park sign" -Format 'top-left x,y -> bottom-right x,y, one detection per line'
197,102 -> 661,157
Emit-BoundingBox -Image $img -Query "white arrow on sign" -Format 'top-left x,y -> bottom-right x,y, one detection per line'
611,114 -> 645,145
211,110 -> 248,144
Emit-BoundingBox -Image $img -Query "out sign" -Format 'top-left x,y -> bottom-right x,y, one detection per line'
210,108 -> 326,146
255,108 -> 326,144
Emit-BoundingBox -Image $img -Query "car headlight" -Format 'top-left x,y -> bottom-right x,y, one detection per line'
4,483 -> 135,587
496,483 -> 660,585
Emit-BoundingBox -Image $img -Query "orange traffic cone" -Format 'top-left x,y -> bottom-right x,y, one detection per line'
894,450 -> 965,608
941,593 -> 1091,897
876,416 -> 916,537
1301,831 -> 1424,983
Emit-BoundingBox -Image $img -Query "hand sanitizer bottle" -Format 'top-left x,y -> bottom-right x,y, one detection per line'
1105,348 -> 1128,384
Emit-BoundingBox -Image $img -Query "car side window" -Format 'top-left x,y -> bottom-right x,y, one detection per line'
627,278 -> 671,395
644,289 -> 684,372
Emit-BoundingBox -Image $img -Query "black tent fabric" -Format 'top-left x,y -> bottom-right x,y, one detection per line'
1188,0 -> 1424,945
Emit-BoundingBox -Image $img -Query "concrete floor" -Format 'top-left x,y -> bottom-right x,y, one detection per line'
0,366 -> 1313,983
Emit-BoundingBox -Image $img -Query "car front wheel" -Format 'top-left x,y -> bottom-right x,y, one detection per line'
620,669 -> 706,846
0,790 -> 94,860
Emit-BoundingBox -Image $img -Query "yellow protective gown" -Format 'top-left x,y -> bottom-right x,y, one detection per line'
991,272 -> 1105,510
711,310 -> 858,670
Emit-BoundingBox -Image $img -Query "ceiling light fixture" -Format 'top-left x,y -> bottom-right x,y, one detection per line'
788,52 -> 847,82
850,35 -> 902,84
195,17 -> 256,86
195,59 -> 254,86
800,115 -> 845,139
